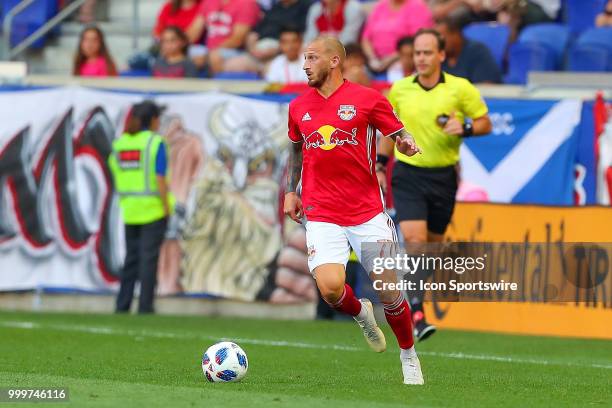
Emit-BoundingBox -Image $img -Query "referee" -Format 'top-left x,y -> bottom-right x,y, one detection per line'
377,28 -> 492,341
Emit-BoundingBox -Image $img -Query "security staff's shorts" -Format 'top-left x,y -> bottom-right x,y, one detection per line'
391,161 -> 458,235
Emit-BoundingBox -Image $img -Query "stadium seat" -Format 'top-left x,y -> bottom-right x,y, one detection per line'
518,23 -> 570,68
373,72 -> 387,81
213,72 -> 261,80
2,0 -> 58,48
119,69 -> 152,77
565,0 -> 606,34
576,27 -> 612,52
463,22 -> 511,69
505,42 -> 556,84
568,46 -> 610,72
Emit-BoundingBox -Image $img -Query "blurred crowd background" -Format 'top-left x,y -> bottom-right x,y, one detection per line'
1,0 -> 611,86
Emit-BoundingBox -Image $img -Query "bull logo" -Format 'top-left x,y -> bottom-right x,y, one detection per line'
337,105 -> 356,121
303,125 -> 357,150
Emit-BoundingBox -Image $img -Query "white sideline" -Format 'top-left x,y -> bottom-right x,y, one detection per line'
1,320 -> 611,370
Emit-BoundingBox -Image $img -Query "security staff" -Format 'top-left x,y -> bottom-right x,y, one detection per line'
108,100 -> 172,314
377,28 -> 492,341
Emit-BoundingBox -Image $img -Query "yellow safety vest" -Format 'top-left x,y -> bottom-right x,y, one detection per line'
107,130 -> 170,225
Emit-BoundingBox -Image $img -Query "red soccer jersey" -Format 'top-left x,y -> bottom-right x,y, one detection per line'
288,80 -> 404,226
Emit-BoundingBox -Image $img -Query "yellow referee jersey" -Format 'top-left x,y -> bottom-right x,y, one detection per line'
388,72 -> 488,168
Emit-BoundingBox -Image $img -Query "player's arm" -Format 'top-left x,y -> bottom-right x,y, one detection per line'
387,128 -> 421,156
284,141 -> 304,224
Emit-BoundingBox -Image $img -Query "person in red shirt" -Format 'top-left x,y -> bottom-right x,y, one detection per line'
186,0 -> 261,74
153,0 -> 201,41
284,36 -> 425,385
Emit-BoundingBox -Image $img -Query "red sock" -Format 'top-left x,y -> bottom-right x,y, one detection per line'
383,294 -> 414,349
328,284 -> 362,317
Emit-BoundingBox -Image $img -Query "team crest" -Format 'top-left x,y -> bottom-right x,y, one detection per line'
337,105 -> 356,121
307,245 -> 316,261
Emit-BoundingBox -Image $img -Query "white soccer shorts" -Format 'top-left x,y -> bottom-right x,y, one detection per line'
305,212 -> 398,274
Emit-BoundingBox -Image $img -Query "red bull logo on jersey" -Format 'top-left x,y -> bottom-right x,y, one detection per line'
303,125 -> 358,151
338,105 -> 357,121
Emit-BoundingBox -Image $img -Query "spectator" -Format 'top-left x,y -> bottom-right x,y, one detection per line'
255,0 -> 312,41
387,36 -> 415,82
153,0 -> 202,41
343,43 -> 371,86
303,0 -> 365,45
73,25 -> 117,77
186,0 -> 261,74
361,0 -> 433,72
497,0 -> 556,40
529,0 -> 560,21
61,0 -> 97,23
436,16 -> 501,83
426,0 -> 476,22
265,27 -> 308,83
77,0 -> 97,23
153,26 -> 199,78
226,0 -> 313,73
596,0 -> 612,27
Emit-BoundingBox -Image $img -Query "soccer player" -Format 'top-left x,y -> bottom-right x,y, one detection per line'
283,36 -> 425,385
377,28 -> 492,341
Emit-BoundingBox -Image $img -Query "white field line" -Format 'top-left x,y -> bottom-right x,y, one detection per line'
1,320 -> 611,370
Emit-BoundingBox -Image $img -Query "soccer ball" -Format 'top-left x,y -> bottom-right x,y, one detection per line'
201,341 -> 248,383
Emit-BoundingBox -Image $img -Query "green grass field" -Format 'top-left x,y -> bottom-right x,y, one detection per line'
0,310 -> 610,408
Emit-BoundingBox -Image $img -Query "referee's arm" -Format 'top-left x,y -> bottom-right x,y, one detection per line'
450,79 -> 493,137
442,111 -> 492,137
471,115 -> 492,135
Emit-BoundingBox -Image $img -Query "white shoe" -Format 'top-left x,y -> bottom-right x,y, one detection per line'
401,348 -> 424,385
354,298 -> 386,353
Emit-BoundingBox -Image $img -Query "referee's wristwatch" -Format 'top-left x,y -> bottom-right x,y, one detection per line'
462,120 -> 474,137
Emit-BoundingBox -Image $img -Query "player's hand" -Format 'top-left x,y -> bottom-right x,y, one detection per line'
376,167 -> 387,193
284,192 -> 303,224
443,111 -> 464,136
396,133 -> 421,157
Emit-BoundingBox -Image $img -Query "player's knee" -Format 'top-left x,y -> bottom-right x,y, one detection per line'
316,277 -> 345,304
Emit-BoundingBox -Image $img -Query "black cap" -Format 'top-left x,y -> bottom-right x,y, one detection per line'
131,100 -> 166,119
130,100 -> 166,130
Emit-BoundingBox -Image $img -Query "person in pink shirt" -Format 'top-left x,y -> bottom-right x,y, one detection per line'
186,0 -> 261,74
73,25 -> 117,77
361,0 -> 433,72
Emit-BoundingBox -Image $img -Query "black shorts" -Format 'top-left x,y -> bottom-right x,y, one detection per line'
391,161 -> 458,235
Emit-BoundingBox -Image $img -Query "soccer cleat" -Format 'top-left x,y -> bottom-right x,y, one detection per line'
413,319 -> 437,342
354,299 -> 386,353
401,349 -> 424,385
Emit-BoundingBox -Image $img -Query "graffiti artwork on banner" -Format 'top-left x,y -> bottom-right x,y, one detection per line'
0,106 -> 122,284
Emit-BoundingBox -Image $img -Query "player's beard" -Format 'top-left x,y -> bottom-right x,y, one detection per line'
307,67 -> 330,88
